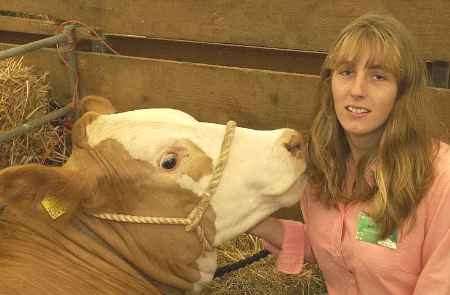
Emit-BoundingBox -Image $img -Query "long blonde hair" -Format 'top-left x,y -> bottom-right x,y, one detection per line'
305,13 -> 440,238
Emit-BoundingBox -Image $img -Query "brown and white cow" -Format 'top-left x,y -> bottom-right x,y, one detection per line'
0,96 -> 306,294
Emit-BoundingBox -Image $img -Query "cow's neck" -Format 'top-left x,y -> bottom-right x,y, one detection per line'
0,208 -> 160,294
73,213 -> 210,291
0,207 -> 213,294
72,215 -> 189,294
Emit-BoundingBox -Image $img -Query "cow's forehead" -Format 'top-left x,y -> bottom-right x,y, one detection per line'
85,109 -> 284,164
109,108 -> 198,124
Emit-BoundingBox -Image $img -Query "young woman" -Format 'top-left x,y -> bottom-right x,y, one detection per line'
250,13 -> 450,294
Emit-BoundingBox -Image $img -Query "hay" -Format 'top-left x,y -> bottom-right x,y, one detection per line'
0,57 -> 69,168
201,234 -> 326,295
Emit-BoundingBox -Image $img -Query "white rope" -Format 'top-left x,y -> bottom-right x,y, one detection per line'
92,213 -> 190,225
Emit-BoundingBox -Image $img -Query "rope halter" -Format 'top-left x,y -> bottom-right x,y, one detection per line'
90,121 -> 237,252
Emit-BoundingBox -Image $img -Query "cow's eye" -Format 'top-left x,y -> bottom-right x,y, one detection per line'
160,153 -> 178,170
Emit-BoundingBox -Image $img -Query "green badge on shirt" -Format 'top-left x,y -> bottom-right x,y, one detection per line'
356,212 -> 397,249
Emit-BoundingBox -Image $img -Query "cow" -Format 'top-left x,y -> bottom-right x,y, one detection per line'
0,96 -> 306,294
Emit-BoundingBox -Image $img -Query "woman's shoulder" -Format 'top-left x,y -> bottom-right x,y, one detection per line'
434,142 -> 450,175
415,141 -> 450,243
424,142 -> 450,210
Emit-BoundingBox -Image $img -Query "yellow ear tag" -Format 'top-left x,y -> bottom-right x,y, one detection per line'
41,195 -> 66,220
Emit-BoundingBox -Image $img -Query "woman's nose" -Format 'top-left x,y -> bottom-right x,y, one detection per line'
350,73 -> 367,98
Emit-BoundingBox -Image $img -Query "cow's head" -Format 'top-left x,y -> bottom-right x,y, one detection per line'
0,96 -> 306,292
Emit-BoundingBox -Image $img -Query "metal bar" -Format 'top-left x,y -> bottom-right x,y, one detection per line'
0,25 -> 76,61
0,104 -> 73,144
0,33 -> 67,60
62,25 -> 81,118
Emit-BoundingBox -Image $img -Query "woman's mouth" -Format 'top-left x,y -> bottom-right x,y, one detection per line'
346,105 -> 370,115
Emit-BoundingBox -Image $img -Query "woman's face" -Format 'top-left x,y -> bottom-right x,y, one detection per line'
331,52 -> 398,146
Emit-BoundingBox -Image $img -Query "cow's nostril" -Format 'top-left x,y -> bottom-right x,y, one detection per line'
283,132 -> 304,158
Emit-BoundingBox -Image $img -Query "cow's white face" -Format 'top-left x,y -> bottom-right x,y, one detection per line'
85,108 -> 306,245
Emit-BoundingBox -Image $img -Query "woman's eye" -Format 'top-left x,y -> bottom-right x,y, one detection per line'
373,74 -> 386,81
339,69 -> 352,76
160,153 -> 178,170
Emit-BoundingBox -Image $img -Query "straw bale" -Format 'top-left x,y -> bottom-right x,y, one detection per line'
0,57 -> 69,168
200,234 -> 326,295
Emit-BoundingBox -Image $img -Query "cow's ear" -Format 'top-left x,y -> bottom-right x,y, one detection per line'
79,95 -> 116,115
71,96 -> 116,148
0,164 -> 84,220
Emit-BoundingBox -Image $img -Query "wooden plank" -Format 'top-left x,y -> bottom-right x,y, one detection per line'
0,15 -> 58,36
0,28 -> 327,76
1,1 -> 449,61
0,15 -> 104,42
0,43 -> 318,131
0,43 -> 449,135
76,55 -> 320,132
103,36 -> 325,76
0,26 -> 445,86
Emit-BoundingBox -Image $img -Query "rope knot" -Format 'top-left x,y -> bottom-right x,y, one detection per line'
185,192 -> 211,232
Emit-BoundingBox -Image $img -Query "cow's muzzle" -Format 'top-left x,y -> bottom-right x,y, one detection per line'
282,129 -> 304,158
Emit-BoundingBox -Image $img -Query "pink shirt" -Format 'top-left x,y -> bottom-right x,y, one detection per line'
265,142 -> 450,294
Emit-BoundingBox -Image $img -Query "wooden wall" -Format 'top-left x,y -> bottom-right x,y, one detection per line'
1,1 -> 449,127
1,1 -> 449,61
1,1 -> 449,219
